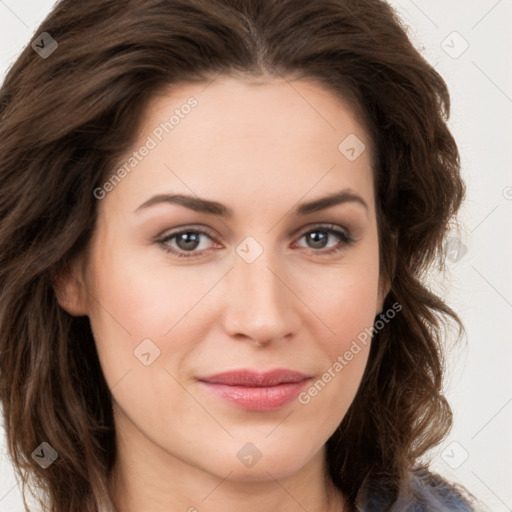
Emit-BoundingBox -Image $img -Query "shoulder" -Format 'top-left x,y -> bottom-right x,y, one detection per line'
406,469 -> 477,511
356,468 -> 478,511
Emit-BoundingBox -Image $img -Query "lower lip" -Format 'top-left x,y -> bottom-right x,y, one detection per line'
199,380 -> 310,411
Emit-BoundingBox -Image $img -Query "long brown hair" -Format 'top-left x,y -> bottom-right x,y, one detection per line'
0,0 -> 471,510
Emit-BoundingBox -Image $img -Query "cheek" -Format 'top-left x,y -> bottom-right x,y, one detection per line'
293,269 -> 378,434
84,242 -> 233,398
306,251 -> 380,348
324,277 -> 378,347
87,243 -> 202,337
308,276 -> 376,400
299,247 -> 380,398
83,244 -> 171,386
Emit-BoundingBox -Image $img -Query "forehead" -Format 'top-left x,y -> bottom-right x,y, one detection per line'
104,75 -> 375,216
143,75 -> 371,157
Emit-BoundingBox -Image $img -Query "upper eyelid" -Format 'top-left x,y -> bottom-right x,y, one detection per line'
156,224 -> 218,242
288,222 -> 350,239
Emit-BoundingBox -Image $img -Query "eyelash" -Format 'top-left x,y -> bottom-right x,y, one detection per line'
156,224 -> 355,259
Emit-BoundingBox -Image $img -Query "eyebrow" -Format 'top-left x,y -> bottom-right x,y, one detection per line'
135,189 -> 368,217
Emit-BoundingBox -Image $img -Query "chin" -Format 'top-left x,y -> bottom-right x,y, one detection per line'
209,439 -> 318,482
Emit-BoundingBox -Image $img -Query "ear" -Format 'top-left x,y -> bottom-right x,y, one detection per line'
376,229 -> 397,314
51,259 -> 89,316
376,272 -> 391,315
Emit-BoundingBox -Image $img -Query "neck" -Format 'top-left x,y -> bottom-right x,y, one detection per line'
107,422 -> 347,512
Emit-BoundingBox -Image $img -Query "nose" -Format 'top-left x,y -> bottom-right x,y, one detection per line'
220,246 -> 301,347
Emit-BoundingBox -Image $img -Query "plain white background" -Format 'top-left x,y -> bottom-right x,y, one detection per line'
0,1 -> 511,511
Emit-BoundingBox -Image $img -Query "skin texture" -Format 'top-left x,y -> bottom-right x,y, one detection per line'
57,76 -> 389,512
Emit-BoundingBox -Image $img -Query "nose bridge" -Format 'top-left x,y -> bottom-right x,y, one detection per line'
222,242 -> 299,343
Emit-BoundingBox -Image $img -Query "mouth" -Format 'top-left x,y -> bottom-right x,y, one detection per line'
197,369 -> 312,411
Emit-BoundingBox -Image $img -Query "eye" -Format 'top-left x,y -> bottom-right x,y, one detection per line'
156,224 -> 355,259
294,224 -> 355,256
157,226 -> 218,258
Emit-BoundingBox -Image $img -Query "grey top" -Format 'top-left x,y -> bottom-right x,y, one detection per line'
356,469 -> 477,511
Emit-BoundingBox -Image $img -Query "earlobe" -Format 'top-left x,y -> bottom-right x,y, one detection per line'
51,261 -> 89,316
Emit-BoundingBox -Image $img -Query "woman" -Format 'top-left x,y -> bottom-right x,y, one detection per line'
0,0 -> 481,511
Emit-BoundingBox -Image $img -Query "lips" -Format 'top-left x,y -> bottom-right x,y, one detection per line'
198,369 -> 311,386
197,369 -> 312,411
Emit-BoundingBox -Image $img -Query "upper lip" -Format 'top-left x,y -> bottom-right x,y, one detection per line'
197,369 -> 311,387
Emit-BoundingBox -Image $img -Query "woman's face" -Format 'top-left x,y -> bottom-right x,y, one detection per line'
63,76 -> 386,482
